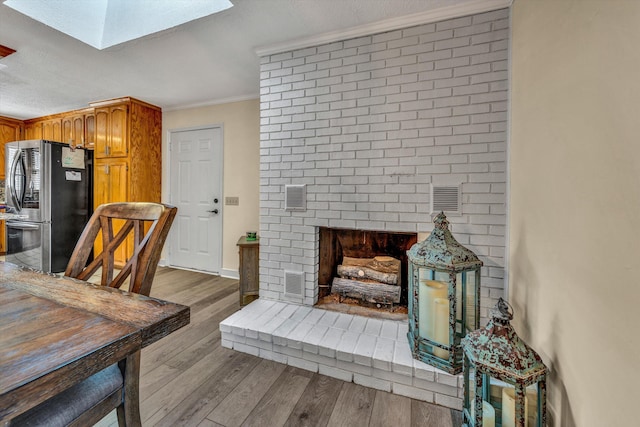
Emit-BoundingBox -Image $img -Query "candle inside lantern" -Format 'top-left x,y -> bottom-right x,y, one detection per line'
433,297 -> 450,359
470,400 -> 496,427
418,279 -> 449,358
501,387 -> 529,427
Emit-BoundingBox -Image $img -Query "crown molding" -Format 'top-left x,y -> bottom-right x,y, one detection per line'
256,0 -> 512,57
162,93 -> 259,112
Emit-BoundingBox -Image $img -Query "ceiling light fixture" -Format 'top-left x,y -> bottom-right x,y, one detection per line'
3,0 -> 233,50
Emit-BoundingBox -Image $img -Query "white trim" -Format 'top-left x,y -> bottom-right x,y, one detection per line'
220,268 -> 239,280
255,0 -> 513,57
162,93 -> 258,112
504,6 -> 513,302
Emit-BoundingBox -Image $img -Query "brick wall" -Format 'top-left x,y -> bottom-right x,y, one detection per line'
259,9 -> 509,320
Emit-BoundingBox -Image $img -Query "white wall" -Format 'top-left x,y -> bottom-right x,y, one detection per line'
162,99 -> 260,276
510,1 -> 640,425
259,9 -> 509,313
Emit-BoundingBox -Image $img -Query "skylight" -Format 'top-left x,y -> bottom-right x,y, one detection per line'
3,0 -> 233,50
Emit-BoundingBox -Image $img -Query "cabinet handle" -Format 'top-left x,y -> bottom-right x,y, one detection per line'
106,146 -> 110,156
105,165 -> 109,175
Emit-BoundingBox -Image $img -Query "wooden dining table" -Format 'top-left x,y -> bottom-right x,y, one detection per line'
0,261 -> 190,423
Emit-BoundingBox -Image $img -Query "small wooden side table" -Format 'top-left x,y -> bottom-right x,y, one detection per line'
237,236 -> 259,306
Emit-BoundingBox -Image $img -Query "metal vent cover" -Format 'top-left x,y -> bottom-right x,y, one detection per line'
430,184 -> 461,214
285,184 -> 306,211
284,270 -> 304,298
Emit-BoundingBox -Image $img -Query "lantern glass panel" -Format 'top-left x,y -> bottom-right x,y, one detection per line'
464,269 -> 479,332
416,267 -> 451,359
464,376 -> 543,427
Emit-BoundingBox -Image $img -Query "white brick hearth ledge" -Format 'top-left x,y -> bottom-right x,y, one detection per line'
220,299 -> 463,410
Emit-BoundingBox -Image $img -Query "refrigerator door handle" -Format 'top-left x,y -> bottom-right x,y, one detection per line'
9,149 -> 23,211
6,221 -> 41,230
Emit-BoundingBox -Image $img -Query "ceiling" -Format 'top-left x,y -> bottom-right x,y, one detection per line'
0,0 -> 494,120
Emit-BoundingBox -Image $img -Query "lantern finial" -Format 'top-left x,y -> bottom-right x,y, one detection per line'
434,211 -> 449,230
491,297 -> 513,324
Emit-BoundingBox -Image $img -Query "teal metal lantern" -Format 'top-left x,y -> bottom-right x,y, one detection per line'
461,299 -> 547,427
407,212 -> 483,374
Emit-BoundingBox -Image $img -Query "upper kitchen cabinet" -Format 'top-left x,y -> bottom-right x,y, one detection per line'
24,117 -> 62,142
94,104 -> 128,158
42,118 -> 63,142
89,97 -> 162,205
0,117 -> 22,179
24,120 -> 42,140
61,108 -> 95,148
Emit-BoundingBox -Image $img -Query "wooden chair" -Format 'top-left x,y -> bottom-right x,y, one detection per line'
10,202 -> 177,427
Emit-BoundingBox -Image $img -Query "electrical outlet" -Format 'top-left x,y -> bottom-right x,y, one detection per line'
225,196 -> 239,206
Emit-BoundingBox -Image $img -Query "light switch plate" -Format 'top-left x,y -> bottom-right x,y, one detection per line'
225,196 -> 239,206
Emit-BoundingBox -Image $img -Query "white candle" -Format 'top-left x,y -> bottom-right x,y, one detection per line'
432,297 -> 450,359
418,280 -> 449,358
501,387 -> 529,427
470,400 -> 496,427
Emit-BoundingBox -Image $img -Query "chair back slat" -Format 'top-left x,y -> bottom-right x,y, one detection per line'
65,202 -> 177,296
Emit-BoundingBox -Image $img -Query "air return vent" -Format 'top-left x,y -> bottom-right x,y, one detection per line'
285,184 -> 306,211
284,270 -> 304,299
430,184 -> 461,214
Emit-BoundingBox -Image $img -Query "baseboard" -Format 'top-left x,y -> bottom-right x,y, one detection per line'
220,268 -> 239,280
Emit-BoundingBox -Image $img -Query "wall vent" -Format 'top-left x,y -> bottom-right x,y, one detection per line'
430,184 -> 461,214
284,270 -> 304,298
285,184 -> 306,211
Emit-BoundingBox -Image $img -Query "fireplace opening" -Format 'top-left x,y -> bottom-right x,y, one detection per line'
317,227 -> 418,319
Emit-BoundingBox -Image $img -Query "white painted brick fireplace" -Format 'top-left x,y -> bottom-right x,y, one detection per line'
221,8 -> 509,410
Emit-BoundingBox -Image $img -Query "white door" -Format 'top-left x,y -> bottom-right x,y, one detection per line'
168,127 -> 223,273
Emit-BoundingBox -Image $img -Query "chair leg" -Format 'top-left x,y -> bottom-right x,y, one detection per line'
116,351 -> 142,427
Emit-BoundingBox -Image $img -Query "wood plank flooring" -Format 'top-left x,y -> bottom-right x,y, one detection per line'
94,267 -> 462,427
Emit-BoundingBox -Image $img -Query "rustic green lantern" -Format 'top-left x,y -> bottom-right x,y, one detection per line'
461,298 -> 547,427
407,212 -> 483,374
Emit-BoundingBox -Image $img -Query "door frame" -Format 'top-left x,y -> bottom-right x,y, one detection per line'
164,124 -> 224,274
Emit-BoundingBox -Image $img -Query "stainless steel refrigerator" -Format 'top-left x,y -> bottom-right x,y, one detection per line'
5,140 -> 93,273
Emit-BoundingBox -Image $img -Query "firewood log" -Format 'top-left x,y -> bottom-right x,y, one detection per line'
331,277 -> 401,304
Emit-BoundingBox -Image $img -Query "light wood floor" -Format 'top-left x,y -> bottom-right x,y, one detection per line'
95,267 -> 462,427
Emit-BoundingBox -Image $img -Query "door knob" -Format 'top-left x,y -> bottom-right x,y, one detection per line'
214,198 -> 219,203
208,209 -> 219,214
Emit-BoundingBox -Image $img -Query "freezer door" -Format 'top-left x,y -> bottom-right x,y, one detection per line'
6,221 -> 51,273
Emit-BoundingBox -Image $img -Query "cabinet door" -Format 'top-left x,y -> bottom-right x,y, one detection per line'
52,119 -> 62,142
24,122 -> 42,140
41,119 -> 62,142
42,120 -> 53,140
109,105 -> 128,157
85,112 -> 95,149
94,159 -> 129,264
94,106 -> 128,158
94,108 -> 109,158
62,117 -> 73,144
71,114 -> 85,147
0,122 -> 21,178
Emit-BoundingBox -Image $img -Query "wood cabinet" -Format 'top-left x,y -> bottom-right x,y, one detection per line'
24,117 -> 62,142
90,97 -> 162,265
61,109 -> 95,148
0,117 -> 21,255
94,158 -> 130,263
24,121 -> 42,140
0,97 -> 161,261
0,117 -> 22,179
94,104 -> 128,158
237,236 -> 260,306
